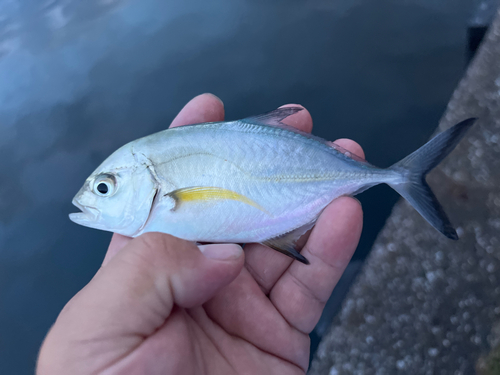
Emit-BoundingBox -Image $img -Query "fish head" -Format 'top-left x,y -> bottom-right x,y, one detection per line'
69,144 -> 157,236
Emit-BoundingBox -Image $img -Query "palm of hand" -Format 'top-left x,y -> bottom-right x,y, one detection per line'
128,266 -> 309,374
105,225 -> 359,375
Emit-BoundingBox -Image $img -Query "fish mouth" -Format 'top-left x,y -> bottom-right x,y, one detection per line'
69,199 -> 100,225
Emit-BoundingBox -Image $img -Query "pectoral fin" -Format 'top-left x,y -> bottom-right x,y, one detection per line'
167,186 -> 269,214
262,221 -> 316,265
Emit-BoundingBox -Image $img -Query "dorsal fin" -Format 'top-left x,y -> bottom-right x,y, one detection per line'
243,107 -> 372,167
243,107 -> 304,126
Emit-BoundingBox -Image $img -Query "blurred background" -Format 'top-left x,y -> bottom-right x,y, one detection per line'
0,0 -> 489,373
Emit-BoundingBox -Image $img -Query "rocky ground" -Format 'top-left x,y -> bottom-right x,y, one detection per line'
310,8 -> 500,375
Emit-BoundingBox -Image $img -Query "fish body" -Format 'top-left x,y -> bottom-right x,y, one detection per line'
70,108 -> 476,264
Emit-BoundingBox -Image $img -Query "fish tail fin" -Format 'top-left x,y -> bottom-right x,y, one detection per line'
387,118 -> 477,239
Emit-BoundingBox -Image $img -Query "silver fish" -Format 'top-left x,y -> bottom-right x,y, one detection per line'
70,108 -> 476,264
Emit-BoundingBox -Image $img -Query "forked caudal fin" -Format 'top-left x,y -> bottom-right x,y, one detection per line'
388,118 -> 477,240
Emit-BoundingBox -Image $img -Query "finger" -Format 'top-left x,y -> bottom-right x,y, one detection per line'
103,233 -> 132,266
270,196 -> 363,333
204,267 -> 310,371
170,93 -> 225,128
333,138 -> 365,159
243,104 -> 313,293
279,104 -> 313,133
40,233 -> 244,373
245,137 -> 363,295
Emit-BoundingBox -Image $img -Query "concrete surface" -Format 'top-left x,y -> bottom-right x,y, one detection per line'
309,8 -> 500,375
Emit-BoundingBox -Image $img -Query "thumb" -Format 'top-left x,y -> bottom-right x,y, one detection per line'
38,233 -> 243,374
67,233 -> 243,332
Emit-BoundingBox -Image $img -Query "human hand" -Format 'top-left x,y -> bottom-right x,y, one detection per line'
37,94 -> 364,374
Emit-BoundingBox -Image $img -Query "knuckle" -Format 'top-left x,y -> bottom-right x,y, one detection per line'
291,271 -> 327,305
132,232 -> 194,268
137,232 -> 173,254
130,233 -> 170,268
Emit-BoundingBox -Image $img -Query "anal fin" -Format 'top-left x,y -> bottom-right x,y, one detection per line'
261,221 -> 316,265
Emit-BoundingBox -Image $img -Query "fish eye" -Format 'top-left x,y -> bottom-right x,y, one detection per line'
97,182 -> 109,194
92,174 -> 117,197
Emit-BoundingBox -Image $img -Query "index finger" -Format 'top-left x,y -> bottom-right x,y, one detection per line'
169,93 -> 225,128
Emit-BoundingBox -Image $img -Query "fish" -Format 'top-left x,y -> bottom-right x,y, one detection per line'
70,107 -> 476,264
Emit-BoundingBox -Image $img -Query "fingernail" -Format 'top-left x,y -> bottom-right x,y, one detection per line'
198,244 -> 243,260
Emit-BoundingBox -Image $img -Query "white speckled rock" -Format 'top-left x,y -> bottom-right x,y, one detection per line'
310,7 -> 500,375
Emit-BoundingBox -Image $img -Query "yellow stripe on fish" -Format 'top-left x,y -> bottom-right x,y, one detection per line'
169,186 -> 270,215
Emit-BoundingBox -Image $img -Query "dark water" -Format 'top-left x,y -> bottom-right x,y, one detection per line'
0,0 -> 474,373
